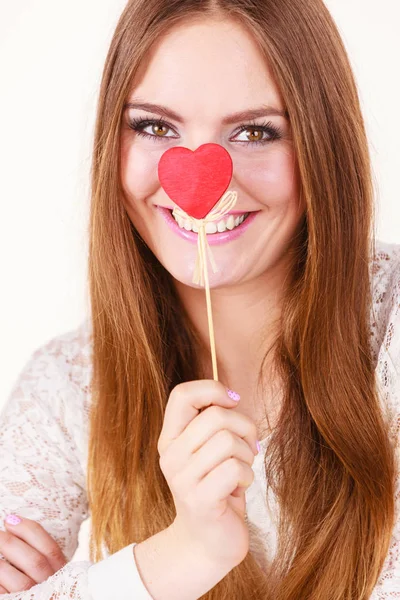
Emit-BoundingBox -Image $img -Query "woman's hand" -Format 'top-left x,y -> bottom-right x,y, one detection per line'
0,516 -> 67,594
158,379 -> 259,572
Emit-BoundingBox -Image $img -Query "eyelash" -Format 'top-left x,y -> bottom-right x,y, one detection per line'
127,116 -> 283,146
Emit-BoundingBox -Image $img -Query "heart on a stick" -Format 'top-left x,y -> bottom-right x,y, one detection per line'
157,143 -> 233,220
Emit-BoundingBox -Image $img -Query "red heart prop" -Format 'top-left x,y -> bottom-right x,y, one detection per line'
157,143 -> 233,220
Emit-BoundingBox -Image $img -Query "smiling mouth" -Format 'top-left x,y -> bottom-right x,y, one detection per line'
169,209 -> 250,234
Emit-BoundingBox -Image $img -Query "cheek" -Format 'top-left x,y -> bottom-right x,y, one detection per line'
233,147 -> 300,208
121,140 -> 163,201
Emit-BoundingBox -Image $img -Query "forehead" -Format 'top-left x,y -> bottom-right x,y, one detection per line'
129,18 -> 284,121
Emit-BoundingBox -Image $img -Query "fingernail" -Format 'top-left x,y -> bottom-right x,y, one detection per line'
256,440 -> 261,453
5,514 -> 21,525
226,388 -> 240,402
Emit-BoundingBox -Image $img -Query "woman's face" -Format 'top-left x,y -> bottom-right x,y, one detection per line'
120,17 -> 305,288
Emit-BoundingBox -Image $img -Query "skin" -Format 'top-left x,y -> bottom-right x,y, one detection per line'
120,16 -> 305,428
0,517 -> 67,593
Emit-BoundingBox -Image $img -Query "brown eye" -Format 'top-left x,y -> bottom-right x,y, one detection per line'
231,121 -> 283,146
245,128 -> 264,142
128,117 -> 179,142
152,124 -> 170,136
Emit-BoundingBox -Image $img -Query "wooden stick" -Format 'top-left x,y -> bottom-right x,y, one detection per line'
199,223 -> 218,381
172,191 -> 238,380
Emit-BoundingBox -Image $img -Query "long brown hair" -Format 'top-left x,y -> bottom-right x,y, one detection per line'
86,1 -> 396,598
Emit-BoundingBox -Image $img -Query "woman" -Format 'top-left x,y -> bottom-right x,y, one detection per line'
0,0 -> 399,598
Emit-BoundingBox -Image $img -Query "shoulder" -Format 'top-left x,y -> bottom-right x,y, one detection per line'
29,318 -> 93,394
6,318 -> 94,423
370,239 -> 400,441
25,318 -> 93,394
370,238 -> 400,361
0,319 -> 94,479
371,238 -> 400,301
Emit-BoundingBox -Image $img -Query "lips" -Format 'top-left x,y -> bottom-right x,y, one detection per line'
156,205 -> 260,245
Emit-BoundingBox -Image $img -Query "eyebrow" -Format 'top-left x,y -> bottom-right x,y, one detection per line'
124,101 -> 289,123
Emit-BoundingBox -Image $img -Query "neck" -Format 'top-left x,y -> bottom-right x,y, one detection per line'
174,267 -> 285,391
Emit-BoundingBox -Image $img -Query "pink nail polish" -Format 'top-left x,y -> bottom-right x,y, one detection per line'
227,388 -> 240,401
5,514 -> 21,525
256,440 -> 261,453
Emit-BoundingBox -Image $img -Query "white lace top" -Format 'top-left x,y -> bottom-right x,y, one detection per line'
0,238 -> 399,599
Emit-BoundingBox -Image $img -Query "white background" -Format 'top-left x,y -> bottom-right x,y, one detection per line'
0,0 -> 399,561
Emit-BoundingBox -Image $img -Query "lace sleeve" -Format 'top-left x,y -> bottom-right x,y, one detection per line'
370,251 -> 400,597
0,328 -> 152,599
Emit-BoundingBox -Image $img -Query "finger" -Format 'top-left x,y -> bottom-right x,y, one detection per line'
190,429 -> 255,481
172,431 -> 254,497
158,380 -> 239,453
0,529 -> 54,583
4,516 -> 67,572
167,426 -> 255,484
0,555 -> 36,593
180,405 -> 258,456
198,458 -> 254,506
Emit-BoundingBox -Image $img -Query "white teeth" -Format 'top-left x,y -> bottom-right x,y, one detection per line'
205,222 -> 217,234
171,210 -> 250,233
217,220 -> 226,232
226,215 -> 235,230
